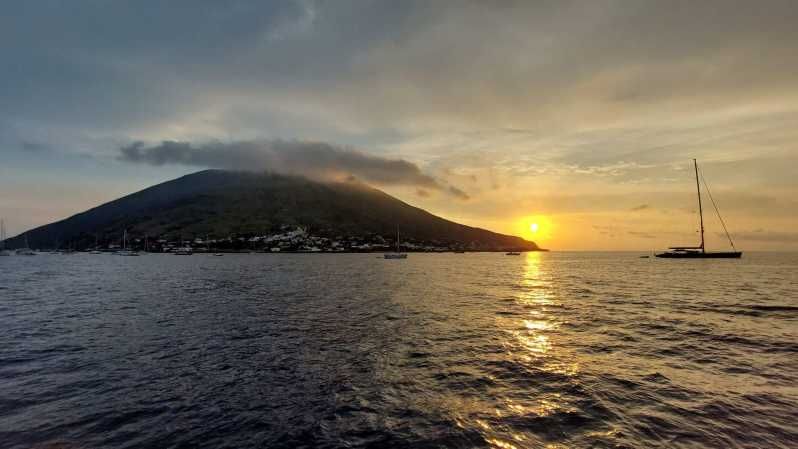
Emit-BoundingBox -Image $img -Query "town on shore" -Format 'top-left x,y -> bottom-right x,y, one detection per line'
24,226 -> 543,254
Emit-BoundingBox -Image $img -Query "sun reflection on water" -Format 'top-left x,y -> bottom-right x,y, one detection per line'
452,252 -> 584,448
509,252 -> 561,360
466,252 -> 580,447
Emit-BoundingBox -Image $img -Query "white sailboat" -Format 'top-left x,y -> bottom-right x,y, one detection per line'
89,234 -> 103,254
116,229 -> 139,256
0,220 -> 12,256
384,226 -> 408,259
16,235 -> 36,256
173,237 -> 193,255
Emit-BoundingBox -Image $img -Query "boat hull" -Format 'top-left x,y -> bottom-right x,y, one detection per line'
384,254 -> 407,259
655,251 -> 742,259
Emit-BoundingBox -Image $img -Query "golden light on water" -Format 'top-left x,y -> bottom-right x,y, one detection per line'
465,251 -> 582,447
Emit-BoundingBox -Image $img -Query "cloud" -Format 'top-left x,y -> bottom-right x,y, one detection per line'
630,204 -> 650,211
20,141 -> 50,152
727,230 -> 798,243
3,1 -> 798,249
119,139 -> 469,199
447,185 -> 470,200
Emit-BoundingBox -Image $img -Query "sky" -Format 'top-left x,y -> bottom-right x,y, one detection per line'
1,0 -> 797,250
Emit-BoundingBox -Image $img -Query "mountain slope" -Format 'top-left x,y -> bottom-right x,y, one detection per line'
6,170 -> 541,251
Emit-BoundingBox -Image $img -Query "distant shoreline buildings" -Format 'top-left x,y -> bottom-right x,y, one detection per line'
22,226 -> 546,254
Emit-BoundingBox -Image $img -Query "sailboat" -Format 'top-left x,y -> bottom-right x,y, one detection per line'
384,226 -> 408,259
0,220 -> 12,256
174,237 -> 193,255
16,235 -> 36,256
117,229 -> 140,256
656,159 -> 742,259
205,234 -> 223,256
90,234 -> 103,254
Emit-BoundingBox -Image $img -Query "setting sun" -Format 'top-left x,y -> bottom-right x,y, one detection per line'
516,216 -> 553,242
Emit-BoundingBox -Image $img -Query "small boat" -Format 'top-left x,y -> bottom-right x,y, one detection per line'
173,237 -> 193,255
116,229 -> 140,256
0,220 -> 11,256
116,250 -> 139,256
656,160 -> 742,259
213,253 -> 224,257
88,234 -> 103,254
16,235 -> 36,256
384,253 -> 408,259
505,251 -> 521,256
384,226 -> 408,259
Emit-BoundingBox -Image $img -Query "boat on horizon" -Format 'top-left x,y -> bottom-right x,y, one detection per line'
505,251 -> 521,256
656,159 -> 742,259
0,220 -> 11,256
174,240 -> 193,255
116,229 -> 140,256
16,235 -> 36,256
384,227 -> 408,259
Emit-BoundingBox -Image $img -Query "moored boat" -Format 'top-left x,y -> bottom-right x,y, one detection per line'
0,220 -> 11,256
116,229 -> 140,256
16,235 -> 36,256
384,226 -> 407,259
655,159 -> 742,259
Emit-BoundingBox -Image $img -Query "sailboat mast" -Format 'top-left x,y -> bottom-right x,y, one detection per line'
694,159 -> 705,253
396,226 -> 400,253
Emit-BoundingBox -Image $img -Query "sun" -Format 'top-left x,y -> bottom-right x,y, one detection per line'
516,215 -> 552,242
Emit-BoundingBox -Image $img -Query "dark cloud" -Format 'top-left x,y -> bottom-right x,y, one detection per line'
20,141 -> 49,152
631,204 -> 650,211
119,139 -> 469,199
447,185 -> 470,201
592,224 -> 617,237
3,1 -> 797,140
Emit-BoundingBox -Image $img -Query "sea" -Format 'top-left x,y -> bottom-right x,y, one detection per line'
0,252 -> 796,449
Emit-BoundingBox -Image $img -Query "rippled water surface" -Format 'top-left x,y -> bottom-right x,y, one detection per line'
1,252 -> 796,448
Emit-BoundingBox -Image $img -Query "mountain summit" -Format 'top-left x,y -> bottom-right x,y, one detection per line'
6,170 -> 541,251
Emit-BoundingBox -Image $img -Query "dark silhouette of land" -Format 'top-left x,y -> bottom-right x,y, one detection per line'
5,170 -> 542,252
